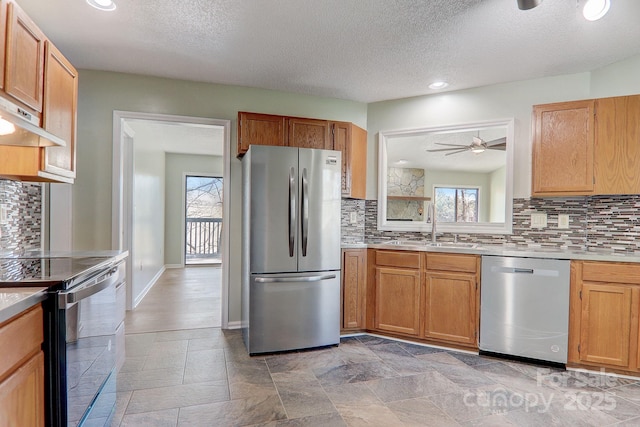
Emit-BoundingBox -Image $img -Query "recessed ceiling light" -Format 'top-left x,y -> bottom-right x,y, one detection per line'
428,81 -> 449,90
87,0 -> 116,11
583,0 -> 610,21
396,159 -> 408,165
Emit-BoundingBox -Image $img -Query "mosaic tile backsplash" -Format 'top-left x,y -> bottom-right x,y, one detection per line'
339,197 -> 640,253
0,180 -> 42,253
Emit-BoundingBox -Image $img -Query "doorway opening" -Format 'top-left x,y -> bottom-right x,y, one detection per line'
185,175 -> 223,265
112,111 -> 231,329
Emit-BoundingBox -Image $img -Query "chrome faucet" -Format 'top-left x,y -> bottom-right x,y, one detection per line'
428,202 -> 437,243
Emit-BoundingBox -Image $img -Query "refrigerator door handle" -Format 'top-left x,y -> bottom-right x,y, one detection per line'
288,167 -> 296,257
254,274 -> 336,283
301,168 -> 309,257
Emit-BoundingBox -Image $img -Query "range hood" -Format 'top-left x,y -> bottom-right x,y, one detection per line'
0,96 -> 65,148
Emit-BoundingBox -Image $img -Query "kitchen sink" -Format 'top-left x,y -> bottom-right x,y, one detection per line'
425,242 -> 481,249
383,240 -> 481,249
383,240 -> 423,246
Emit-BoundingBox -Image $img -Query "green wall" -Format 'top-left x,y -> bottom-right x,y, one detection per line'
75,70 -> 367,324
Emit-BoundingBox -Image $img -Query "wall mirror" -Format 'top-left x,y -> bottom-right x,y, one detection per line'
377,118 -> 514,235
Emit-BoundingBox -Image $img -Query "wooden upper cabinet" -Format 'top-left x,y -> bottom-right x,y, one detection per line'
287,117 -> 331,150
532,100 -> 595,196
5,1 -> 46,114
237,112 -> 286,156
594,95 -> 640,195
0,0 -> 8,91
42,41 -> 78,179
332,121 -> 367,199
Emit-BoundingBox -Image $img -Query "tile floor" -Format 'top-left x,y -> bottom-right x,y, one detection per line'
114,267 -> 640,426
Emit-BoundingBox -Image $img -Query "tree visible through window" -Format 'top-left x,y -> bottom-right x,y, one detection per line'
185,176 -> 223,264
434,187 -> 479,222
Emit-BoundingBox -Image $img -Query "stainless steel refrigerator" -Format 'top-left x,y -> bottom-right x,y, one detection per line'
241,145 -> 341,355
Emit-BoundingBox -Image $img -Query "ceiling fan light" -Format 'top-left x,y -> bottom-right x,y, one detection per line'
87,0 -> 116,11
517,0 -> 543,10
583,0 -> 610,21
471,147 -> 486,154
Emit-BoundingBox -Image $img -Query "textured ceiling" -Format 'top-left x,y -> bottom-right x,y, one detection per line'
16,0 -> 640,103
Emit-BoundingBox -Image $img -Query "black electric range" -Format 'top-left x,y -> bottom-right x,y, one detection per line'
0,251 -> 128,426
0,252 -> 127,289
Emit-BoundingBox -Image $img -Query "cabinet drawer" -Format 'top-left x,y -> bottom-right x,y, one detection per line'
582,262 -> 640,285
0,305 -> 43,381
375,250 -> 421,269
426,253 -> 478,274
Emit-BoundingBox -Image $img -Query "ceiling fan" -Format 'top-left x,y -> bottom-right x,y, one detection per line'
427,136 -> 506,156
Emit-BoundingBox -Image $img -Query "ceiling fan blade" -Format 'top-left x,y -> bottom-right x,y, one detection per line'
486,137 -> 507,146
444,149 -> 470,156
487,144 -> 506,151
427,147 -> 469,152
434,143 -> 466,147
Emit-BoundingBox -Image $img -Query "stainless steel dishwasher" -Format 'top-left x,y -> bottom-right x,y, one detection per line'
480,255 -> 571,364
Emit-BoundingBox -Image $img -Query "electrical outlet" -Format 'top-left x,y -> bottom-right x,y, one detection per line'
349,212 -> 358,224
558,214 -> 570,229
530,213 -> 547,228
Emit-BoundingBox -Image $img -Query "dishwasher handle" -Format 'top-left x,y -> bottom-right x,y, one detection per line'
491,265 -> 560,277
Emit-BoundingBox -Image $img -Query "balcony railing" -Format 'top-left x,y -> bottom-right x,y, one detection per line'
186,217 -> 222,262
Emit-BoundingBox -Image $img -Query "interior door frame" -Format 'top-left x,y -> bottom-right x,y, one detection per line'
112,110 -> 231,329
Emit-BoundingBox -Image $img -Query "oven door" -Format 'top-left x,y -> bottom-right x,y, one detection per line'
59,262 -> 124,426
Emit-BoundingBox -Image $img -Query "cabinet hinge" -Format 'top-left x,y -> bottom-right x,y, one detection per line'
578,344 -> 581,353
579,290 -> 582,300
332,125 -> 335,136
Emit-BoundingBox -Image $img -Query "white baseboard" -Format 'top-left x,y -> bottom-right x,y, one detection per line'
133,266 -> 166,308
225,321 -> 242,330
164,264 -> 183,269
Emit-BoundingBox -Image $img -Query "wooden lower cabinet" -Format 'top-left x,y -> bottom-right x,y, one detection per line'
341,249 -> 366,331
424,272 -> 477,345
569,261 -> 640,374
368,249 -> 479,349
0,351 -> 44,427
0,304 -> 44,426
374,266 -> 421,336
423,253 -> 479,347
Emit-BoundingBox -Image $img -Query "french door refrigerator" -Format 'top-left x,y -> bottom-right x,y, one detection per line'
242,145 -> 341,355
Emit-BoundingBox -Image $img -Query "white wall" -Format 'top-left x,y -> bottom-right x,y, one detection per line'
132,147 -> 165,305
164,153 -> 223,266
366,54 -> 640,201
489,166 -> 506,222
74,70 -> 367,324
367,72 -> 592,200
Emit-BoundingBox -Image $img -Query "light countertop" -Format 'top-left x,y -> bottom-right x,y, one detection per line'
0,288 -> 47,324
343,241 -> 640,263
